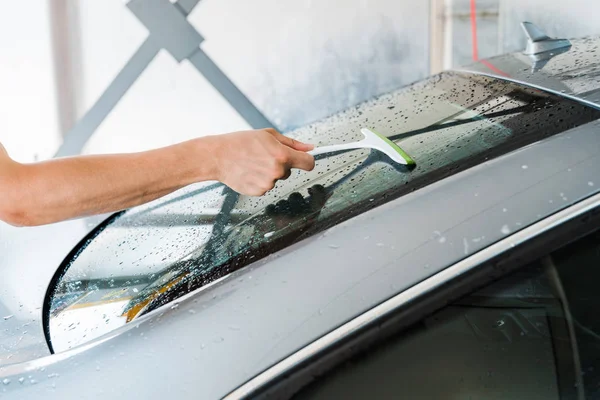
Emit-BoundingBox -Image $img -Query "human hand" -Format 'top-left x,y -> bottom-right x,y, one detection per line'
207,128 -> 315,196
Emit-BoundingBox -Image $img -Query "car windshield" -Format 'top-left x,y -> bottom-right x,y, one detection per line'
45,71 -> 600,352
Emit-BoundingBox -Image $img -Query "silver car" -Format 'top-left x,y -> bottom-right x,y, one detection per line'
1,25 -> 600,399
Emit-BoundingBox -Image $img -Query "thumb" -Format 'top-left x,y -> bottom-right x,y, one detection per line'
266,128 -> 314,152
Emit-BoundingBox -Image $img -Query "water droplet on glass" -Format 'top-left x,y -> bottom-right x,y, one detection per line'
18,377 -> 24,384
264,231 -> 274,238
501,225 -> 511,235
2,379 -> 10,385
521,165 -> 528,170
170,303 -> 179,310
328,244 -> 339,249
589,181 -> 594,187
3,315 -> 13,321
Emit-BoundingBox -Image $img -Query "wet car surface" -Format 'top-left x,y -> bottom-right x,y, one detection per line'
1,33 -> 600,399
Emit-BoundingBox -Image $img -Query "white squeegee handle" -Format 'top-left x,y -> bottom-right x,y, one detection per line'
308,141 -> 366,156
307,128 -> 412,166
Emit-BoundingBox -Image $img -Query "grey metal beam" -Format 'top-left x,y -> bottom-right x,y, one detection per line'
127,0 -> 204,62
128,0 -> 273,129
174,0 -> 202,16
188,49 -> 273,129
55,39 -> 160,157
56,0 -> 272,157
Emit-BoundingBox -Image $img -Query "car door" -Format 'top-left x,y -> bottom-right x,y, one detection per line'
230,195 -> 600,400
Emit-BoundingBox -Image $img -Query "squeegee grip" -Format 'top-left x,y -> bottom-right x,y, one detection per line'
308,142 -> 363,157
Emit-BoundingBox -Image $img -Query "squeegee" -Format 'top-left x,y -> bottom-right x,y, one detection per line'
309,128 -> 415,166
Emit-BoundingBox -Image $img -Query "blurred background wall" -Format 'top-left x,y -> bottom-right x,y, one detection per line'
1,0 -> 599,163
443,0 -> 600,69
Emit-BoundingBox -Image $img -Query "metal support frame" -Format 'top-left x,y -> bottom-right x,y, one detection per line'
56,0 -> 273,157
55,39 -> 159,157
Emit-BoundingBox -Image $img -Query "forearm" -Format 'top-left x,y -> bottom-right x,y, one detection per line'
0,128 -> 315,227
1,138 -> 215,226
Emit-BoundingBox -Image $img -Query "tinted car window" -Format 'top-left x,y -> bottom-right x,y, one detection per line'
45,72 -> 600,352
291,229 -> 600,400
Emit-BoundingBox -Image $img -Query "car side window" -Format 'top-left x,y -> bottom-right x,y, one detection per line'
288,229 -> 600,400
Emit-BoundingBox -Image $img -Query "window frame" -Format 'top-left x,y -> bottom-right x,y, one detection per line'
225,192 -> 600,400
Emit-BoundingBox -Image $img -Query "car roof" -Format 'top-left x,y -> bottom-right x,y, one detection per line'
43,68 -> 600,353
459,36 -> 600,110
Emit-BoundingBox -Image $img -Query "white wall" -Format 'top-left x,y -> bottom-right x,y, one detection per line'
190,0 -> 430,132
0,2 -> 60,162
75,0 -> 430,155
2,1 -> 599,160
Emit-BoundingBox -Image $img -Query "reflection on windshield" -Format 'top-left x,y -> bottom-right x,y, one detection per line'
44,72 -> 600,352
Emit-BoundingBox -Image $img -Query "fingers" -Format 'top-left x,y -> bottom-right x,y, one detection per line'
284,147 -> 315,172
220,128 -> 316,198
266,128 -> 314,152
280,170 -> 292,180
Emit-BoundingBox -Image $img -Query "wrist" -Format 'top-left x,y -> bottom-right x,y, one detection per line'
185,136 -> 221,183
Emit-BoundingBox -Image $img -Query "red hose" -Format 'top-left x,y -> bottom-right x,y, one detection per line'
470,0 -> 510,76
470,0 -> 479,61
